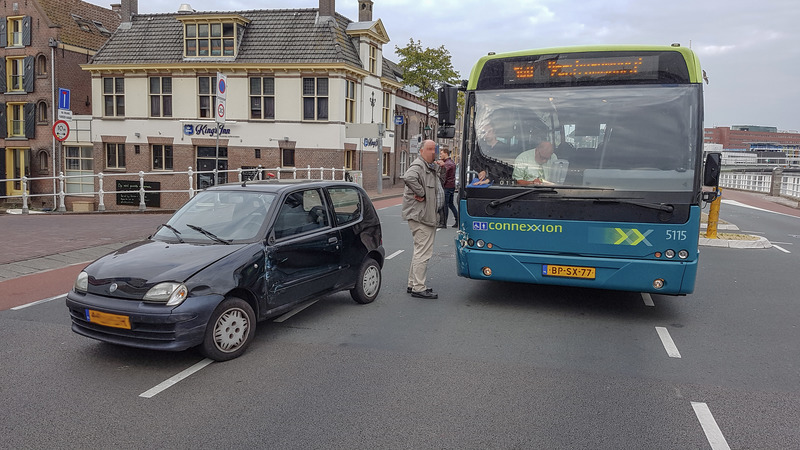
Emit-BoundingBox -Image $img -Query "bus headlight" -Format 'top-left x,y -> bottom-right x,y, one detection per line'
476,240 -> 485,248
678,250 -> 689,259
664,249 -> 675,259
653,279 -> 665,289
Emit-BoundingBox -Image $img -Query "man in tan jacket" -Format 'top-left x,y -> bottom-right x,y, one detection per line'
402,140 -> 442,299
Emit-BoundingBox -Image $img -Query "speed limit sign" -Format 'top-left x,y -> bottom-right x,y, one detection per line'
52,120 -> 70,141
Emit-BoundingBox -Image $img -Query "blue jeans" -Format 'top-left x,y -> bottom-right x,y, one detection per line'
442,187 -> 458,225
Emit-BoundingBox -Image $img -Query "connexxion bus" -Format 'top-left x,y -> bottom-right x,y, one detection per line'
437,45 -> 721,295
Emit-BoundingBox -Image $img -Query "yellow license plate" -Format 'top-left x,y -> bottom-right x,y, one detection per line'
542,264 -> 596,279
86,309 -> 131,330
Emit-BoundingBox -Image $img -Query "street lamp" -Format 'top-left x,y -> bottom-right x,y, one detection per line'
369,92 -> 376,123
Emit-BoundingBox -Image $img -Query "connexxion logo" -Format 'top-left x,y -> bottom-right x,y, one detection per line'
472,221 -> 563,233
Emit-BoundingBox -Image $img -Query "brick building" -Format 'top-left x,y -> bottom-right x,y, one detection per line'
0,0 -> 128,208
704,125 -> 800,157
76,0 -> 425,211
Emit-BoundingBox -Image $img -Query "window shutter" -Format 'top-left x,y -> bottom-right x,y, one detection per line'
0,18 -> 6,48
0,102 -> 7,138
23,55 -> 34,92
0,57 -> 5,93
22,16 -> 32,47
24,102 -> 36,138
0,154 -> 5,196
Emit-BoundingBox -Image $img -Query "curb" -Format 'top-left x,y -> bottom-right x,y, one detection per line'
699,235 -> 771,249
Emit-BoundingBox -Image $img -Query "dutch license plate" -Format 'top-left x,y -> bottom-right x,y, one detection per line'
85,309 -> 131,330
542,264 -> 596,279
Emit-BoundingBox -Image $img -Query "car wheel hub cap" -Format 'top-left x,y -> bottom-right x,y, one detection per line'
363,266 -> 380,297
214,308 -> 250,352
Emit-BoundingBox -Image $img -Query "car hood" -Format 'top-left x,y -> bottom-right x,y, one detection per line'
83,240 -> 247,299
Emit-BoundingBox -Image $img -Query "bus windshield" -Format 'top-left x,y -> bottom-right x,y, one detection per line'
466,84 -> 701,192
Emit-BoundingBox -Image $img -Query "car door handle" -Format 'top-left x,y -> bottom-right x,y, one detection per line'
328,237 -> 338,244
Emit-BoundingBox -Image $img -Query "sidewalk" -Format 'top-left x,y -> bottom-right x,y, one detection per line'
0,185 -> 404,282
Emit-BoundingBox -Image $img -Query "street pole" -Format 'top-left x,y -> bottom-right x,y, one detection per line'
377,123 -> 384,194
214,123 -> 222,186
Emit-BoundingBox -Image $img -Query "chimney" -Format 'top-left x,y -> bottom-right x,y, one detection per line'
121,0 -> 138,22
358,0 -> 373,22
319,0 -> 335,20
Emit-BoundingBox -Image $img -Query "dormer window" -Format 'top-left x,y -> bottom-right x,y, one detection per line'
93,21 -> 112,37
178,15 -> 249,58
71,14 -> 93,33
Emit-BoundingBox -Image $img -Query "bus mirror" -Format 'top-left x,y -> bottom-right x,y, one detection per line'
437,126 -> 455,139
437,84 -> 458,127
703,152 -> 721,187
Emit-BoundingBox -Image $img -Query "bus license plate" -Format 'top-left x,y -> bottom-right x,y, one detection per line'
86,309 -> 131,329
542,264 -> 596,279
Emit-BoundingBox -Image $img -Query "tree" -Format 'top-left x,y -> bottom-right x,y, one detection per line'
395,38 -> 460,139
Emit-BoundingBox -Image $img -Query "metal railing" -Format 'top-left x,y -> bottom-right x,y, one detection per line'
719,171 -> 800,199
2,165 -> 350,214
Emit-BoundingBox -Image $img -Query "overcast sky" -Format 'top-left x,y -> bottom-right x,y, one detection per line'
86,0 -> 799,131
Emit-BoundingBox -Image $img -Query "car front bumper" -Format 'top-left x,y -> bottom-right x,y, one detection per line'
65,291 -> 224,352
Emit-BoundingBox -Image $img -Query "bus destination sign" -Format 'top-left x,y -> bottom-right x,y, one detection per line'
505,55 -> 659,85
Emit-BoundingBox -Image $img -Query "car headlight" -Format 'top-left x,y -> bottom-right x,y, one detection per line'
74,271 -> 89,293
144,282 -> 188,306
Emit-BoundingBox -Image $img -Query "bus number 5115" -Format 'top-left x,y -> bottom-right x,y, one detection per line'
666,230 -> 687,241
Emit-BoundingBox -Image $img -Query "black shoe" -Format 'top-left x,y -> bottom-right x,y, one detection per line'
407,287 -> 431,294
411,289 -> 438,299
451,223 -> 458,228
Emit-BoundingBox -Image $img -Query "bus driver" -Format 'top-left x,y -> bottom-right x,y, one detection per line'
512,140 -> 558,185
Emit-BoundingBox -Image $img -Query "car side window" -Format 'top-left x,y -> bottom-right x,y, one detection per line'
328,187 -> 362,226
273,189 -> 329,239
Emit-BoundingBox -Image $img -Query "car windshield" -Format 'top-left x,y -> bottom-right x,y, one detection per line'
467,85 -> 701,192
153,190 -> 276,243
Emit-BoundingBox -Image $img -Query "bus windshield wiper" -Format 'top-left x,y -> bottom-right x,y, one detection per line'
488,186 -> 557,209
186,224 -> 231,244
159,223 -> 184,243
586,198 -> 675,213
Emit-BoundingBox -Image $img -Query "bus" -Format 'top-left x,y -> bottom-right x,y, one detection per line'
437,45 -> 721,295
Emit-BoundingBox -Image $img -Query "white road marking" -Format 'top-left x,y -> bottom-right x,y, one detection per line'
722,199 -> 798,218
772,244 -> 790,253
691,402 -> 732,450
273,299 -> 319,323
386,250 -> 404,260
655,326 -> 682,358
641,293 -> 655,307
139,358 -> 214,398
11,293 -> 67,310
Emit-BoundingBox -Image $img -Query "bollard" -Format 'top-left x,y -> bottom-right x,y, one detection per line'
22,176 -> 29,214
705,187 -> 722,239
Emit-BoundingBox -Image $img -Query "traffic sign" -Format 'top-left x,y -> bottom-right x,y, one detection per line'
57,109 -> 73,121
215,97 -> 226,124
216,73 -> 227,100
58,88 -> 70,110
52,120 -> 70,141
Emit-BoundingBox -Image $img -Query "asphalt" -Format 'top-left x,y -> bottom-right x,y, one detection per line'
1,187 -> 796,283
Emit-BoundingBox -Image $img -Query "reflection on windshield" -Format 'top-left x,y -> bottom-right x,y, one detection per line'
153,190 -> 276,243
467,85 -> 700,191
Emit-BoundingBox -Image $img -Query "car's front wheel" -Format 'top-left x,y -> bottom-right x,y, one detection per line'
350,257 -> 381,304
200,297 -> 256,361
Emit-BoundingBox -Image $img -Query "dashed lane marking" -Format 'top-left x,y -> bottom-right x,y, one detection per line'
11,294 -> 67,310
655,326 -> 682,358
641,293 -> 655,307
386,250 -> 404,260
139,358 -> 214,398
691,402 -> 732,450
772,244 -> 790,253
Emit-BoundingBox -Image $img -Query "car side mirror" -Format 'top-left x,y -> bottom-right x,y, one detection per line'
703,152 -> 721,187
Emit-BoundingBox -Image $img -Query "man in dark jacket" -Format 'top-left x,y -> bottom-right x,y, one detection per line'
436,148 -> 458,228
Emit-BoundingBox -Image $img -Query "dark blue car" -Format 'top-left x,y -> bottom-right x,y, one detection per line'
66,181 -> 384,361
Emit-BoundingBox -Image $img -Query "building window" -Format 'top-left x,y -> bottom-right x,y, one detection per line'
369,46 -> 378,74
7,103 -> 25,137
199,76 -> 216,119
38,150 -> 49,174
6,57 -> 25,92
7,17 -> 24,47
152,144 -> 173,170
37,101 -> 47,124
345,150 -> 356,169
382,92 -> 391,127
184,22 -> 236,57
105,143 -> 125,169
71,14 -> 93,33
400,150 -> 408,175
382,152 -> 389,176
282,148 -> 295,167
103,77 -> 125,117
249,77 -> 275,120
345,80 -> 356,123
149,77 -> 173,118
65,146 -> 93,194
37,55 -> 47,76
302,77 -> 328,121
401,116 -> 409,140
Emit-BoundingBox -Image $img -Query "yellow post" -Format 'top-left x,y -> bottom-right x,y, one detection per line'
705,187 -> 722,239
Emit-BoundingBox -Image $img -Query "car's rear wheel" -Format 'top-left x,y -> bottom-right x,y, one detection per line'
200,297 -> 256,361
350,257 -> 381,304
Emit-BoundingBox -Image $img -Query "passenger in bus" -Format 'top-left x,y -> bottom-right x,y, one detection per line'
467,170 -> 492,187
512,141 -> 558,185
478,122 -> 510,157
